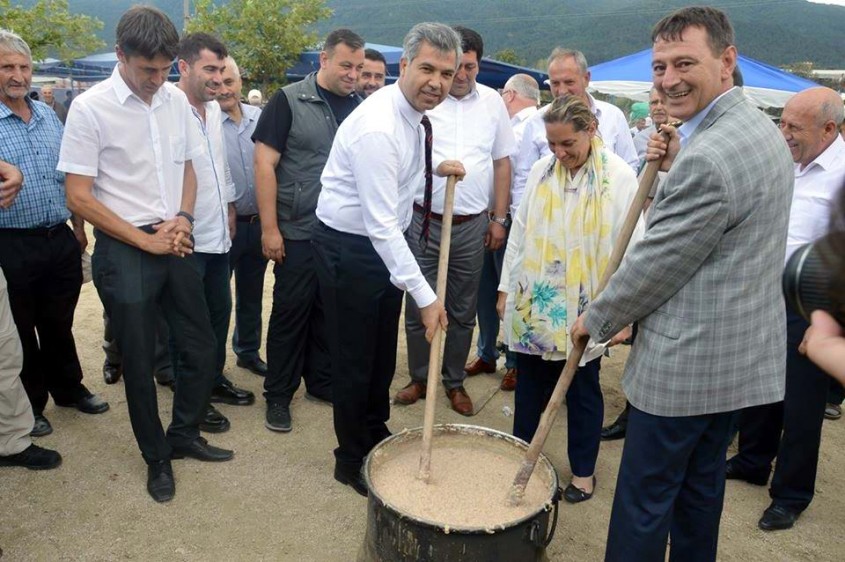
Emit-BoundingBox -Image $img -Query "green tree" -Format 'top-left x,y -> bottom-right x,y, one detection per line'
188,0 -> 332,96
0,0 -> 104,62
491,48 -> 525,67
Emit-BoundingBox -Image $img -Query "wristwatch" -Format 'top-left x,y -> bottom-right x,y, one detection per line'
490,213 -> 511,229
176,211 -> 195,231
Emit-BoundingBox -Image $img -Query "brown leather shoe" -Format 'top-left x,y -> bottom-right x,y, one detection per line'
500,368 -> 517,391
464,357 -> 497,376
394,381 -> 427,405
446,387 -> 474,416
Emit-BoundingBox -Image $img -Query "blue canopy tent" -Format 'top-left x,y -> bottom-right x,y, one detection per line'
286,42 -> 549,91
39,43 -> 550,93
285,42 -> 403,83
35,52 -> 180,82
587,48 -> 819,108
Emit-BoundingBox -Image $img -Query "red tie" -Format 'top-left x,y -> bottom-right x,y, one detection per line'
420,115 -> 433,246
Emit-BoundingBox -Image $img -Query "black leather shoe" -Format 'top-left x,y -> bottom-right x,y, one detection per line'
0,444 -> 62,470
55,393 -> 110,415
563,476 -> 596,504
147,460 -> 175,502
334,465 -> 368,497
600,420 -> 627,441
236,356 -> 268,376
725,458 -> 769,486
758,504 -> 800,531
171,437 -> 234,462
211,380 -> 255,406
155,372 -> 175,391
601,406 -> 629,441
199,405 -> 230,433
30,414 -> 53,437
103,360 -> 122,384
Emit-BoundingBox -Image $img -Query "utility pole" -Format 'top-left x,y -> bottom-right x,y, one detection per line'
183,0 -> 190,32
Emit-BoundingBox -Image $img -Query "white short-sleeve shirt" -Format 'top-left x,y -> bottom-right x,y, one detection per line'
418,83 -> 516,215
189,99 -> 236,254
58,65 -> 204,227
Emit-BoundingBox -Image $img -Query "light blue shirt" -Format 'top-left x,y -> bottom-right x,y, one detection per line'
222,103 -> 261,216
678,87 -> 736,147
0,98 -> 69,228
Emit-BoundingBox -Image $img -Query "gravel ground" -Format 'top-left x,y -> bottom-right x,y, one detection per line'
1,260 -> 843,561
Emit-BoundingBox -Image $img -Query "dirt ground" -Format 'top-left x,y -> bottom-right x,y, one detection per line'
1,251 -> 844,561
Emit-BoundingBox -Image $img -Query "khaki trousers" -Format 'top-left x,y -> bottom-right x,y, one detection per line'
0,268 -> 33,456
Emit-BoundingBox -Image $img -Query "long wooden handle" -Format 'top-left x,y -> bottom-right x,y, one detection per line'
507,158 -> 662,505
418,175 -> 458,483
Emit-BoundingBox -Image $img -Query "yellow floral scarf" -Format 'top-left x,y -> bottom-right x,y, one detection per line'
508,137 -> 613,357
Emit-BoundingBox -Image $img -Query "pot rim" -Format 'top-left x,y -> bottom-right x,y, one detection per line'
363,423 -> 560,534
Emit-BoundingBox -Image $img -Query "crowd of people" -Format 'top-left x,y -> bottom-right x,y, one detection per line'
1,4 -> 844,560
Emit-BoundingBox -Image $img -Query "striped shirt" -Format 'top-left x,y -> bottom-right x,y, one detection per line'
0,98 -> 69,228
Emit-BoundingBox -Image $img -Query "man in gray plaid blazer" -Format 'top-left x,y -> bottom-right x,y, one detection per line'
572,7 -> 794,562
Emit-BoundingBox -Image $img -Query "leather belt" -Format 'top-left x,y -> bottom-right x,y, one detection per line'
0,223 -> 66,238
236,214 -> 260,223
413,203 -> 482,225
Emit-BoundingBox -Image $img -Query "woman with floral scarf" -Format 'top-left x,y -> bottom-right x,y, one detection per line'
497,95 -> 643,503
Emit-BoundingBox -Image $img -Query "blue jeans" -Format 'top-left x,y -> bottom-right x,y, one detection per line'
476,244 -> 516,368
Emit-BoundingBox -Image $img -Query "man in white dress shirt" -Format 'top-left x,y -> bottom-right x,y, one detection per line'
394,26 -> 515,416
176,34 -> 254,433
313,22 -> 462,496
512,48 -> 638,204
727,86 -> 845,532
61,6 -> 233,503
465,73 -> 540,392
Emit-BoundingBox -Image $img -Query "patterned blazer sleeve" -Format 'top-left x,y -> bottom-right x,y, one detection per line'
584,148 -> 730,342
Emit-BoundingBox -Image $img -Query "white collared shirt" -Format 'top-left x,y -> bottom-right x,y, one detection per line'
786,134 -> 845,262
512,94 -> 639,205
317,84 -> 437,308
189,99 -> 236,254
58,65 -> 204,227
509,105 -> 538,215
418,83 -> 515,215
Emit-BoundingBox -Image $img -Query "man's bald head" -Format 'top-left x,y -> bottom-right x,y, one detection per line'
501,73 -> 540,118
779,87 -> 843,169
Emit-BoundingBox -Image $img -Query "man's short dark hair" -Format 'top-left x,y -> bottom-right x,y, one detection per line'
178,32 -> 228,65
452,26 -> 483,61
324,28 -> 365,54
116,6 -> 180,61
732,65 -> 743,87
364,48 -> 386,66
651,6 -> 735,56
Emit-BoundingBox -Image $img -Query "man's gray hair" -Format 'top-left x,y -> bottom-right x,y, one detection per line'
224,56 -> 241,79
402,22 -> 462,69
504,74 -> 540,104
821,99 -> 845,127
0,29 -> 32,59
547,47 -> 588,73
